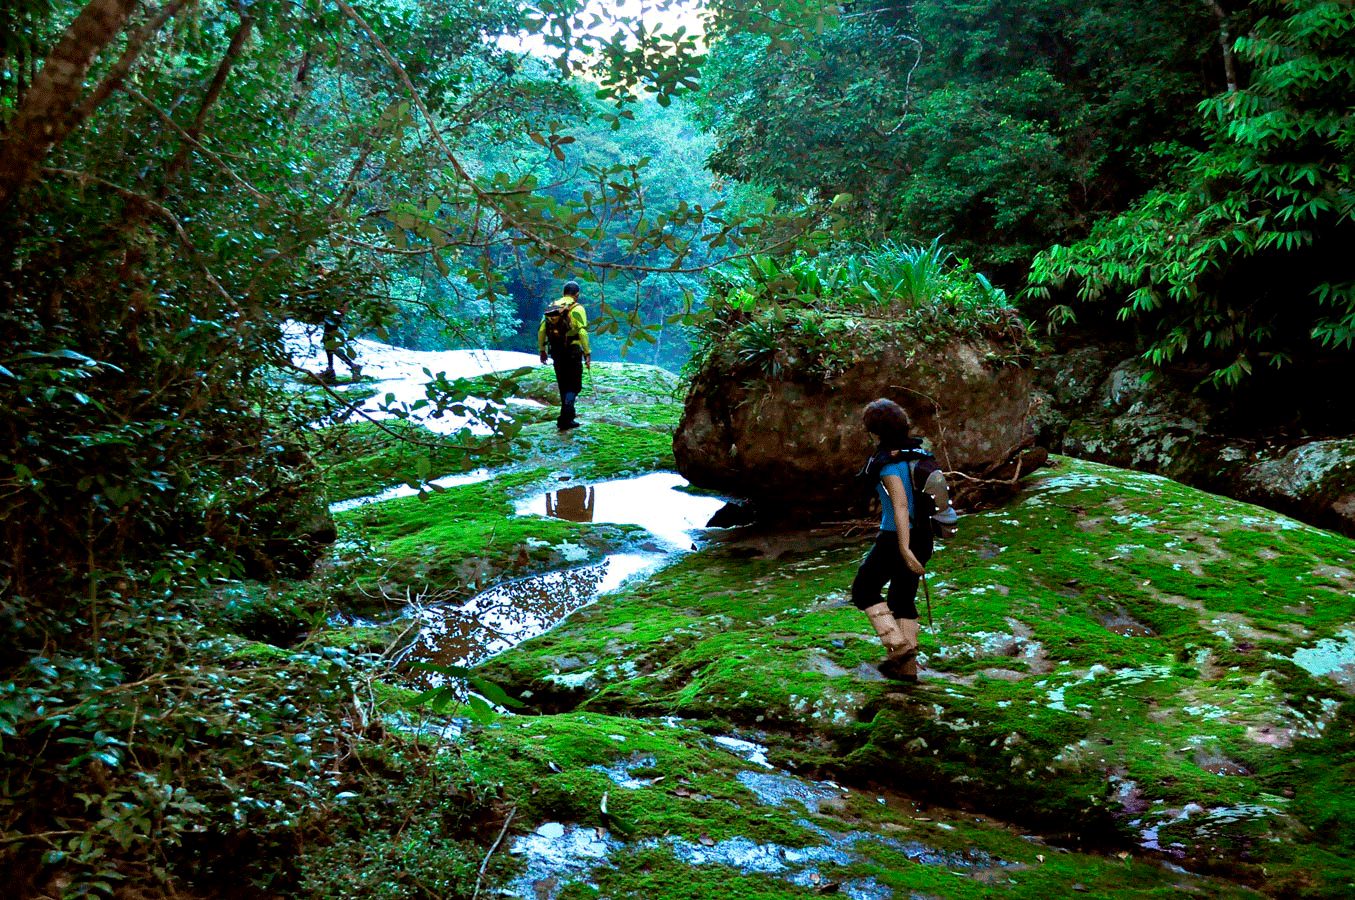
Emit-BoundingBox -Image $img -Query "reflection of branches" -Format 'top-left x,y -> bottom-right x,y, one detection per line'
400,564 -> 609,673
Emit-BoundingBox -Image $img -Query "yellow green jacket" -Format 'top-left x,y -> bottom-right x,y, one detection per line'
537,297 -> 591,356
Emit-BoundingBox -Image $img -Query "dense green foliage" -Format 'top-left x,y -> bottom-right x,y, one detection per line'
0,1 -> 796,895
0,583 -> 506,897
692,240 -> 1029,381
697,0 -> 1355,388
3,0 -> 1355,895
1029,0 -> 1355,386
464,94 -> 729,369
695,0 -> 1225,272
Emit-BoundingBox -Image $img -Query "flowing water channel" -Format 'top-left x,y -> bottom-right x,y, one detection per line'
380,472 -> 730,684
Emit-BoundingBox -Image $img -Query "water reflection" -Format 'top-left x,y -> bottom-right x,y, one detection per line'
399,472 -> 729,685
545,485 -> 595,522
517,471 -> 728,550
401,553 -> 660,685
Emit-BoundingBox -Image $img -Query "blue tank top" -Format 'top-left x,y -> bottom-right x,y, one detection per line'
876,460 -> 913,532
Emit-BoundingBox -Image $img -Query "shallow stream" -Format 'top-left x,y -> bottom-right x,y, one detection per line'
368,472 -> 730,684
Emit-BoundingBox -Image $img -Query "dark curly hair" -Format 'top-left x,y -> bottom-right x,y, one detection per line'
862,398 -> 911,445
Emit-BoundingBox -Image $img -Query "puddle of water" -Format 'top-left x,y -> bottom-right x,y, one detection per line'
399,553 -> 662,682
736,771 -> 848,813
508,823 -> 966,900
592,756 -> 660,789
711,735 -> 775,769
329,468 -> 494,515
362,472 -> 728,687
516,472 -> 729,551
1290,629 -> 1355,689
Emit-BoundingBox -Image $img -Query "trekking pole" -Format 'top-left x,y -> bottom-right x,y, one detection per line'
922,573 -> 935,631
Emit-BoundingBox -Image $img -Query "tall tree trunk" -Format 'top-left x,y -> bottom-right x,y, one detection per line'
0,0 -> 140,214
1203,0 -> 1240,93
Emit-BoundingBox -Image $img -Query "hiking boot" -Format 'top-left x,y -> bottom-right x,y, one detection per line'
864,603 -> 912,679
882,618 -> 921,681
877,616 -> 919,681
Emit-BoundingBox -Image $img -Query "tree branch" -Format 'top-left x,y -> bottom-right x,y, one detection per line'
122,86 -> 269,205
42,167 -> 238,310
77,0 -> 198,122
0,0 -> 140,213
157,13 -> 256,199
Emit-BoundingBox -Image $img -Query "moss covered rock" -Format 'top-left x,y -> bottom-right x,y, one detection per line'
674,310 -> 1036,518
478,456 -> 1355,895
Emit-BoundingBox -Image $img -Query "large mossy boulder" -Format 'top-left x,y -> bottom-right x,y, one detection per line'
674,311 -> 1038,518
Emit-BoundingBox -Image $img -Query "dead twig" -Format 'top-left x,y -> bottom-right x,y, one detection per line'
472,804 -> 517,900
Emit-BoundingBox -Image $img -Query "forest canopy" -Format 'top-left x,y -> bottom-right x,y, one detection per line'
1,0 -> 1351,615
695,0 -> 1355,386
0,0 -> 813,599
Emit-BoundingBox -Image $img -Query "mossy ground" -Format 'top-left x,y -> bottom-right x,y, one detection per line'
470,460 -> 1355,896
301,361 -> 1355,899
462,713 -> 1261,900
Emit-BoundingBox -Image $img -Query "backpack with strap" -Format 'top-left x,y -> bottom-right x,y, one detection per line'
859,445 -> 958,540
543,301 -> 577,353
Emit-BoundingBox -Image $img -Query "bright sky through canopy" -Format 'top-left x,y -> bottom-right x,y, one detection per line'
500,0 -> 706,60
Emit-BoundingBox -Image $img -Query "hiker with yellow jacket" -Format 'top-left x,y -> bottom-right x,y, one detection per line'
538,281 -> 592,430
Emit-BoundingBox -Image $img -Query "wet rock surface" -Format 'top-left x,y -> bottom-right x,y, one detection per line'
317,338 -> 1355,898
1033,341 -> 1355,539
476,456 -> 1355,896
480,716 -> 1256,900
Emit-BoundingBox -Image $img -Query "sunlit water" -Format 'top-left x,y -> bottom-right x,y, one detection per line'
328,469 -> 495,515
400,475 -> 729,682
285,319 -> 542,435
514,472 -> 729,552
300,327 -> 733,677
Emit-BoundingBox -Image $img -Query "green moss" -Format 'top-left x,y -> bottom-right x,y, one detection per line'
466,456 -> 1355,890
325,359 -> 1355,898
307,620 -> 416,656
462,713 -> 811,845
313,419 -> 520,502
568,423 -> 676,478
223,639 -> 293,663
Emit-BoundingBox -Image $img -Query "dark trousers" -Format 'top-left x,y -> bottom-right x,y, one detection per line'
551,346 -> 583,422
852,528 -> 933,619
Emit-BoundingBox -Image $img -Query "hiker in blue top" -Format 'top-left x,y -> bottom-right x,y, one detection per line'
852,398 -> 958,683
